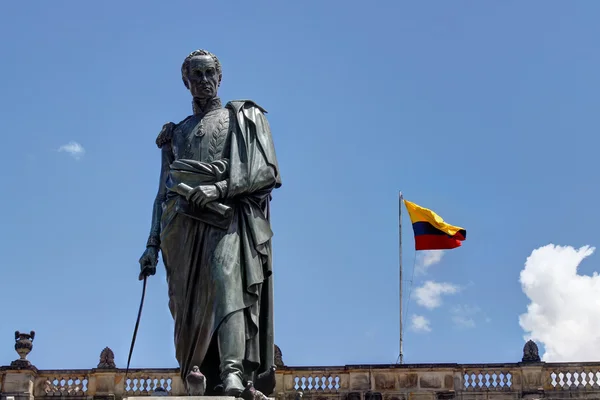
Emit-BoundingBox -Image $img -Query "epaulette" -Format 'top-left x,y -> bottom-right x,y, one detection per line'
155,116 -> 193,148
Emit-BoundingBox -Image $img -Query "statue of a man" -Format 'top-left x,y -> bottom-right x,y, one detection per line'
138,49 -> 282,397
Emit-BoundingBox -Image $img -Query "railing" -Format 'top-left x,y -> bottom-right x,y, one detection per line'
34,368 -> 184,398
2,363 -> 599,399
39,370 -> 89,397
544,363 -> 600,390
279,367 -> 348,394
3,338 -> 600,400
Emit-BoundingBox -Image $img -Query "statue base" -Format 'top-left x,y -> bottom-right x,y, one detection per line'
8,359 -> 36,371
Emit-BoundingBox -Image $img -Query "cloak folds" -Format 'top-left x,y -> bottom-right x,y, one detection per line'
159,100 -> 281,389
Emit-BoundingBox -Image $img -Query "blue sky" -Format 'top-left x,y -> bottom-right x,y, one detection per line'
2,1 -> 600,370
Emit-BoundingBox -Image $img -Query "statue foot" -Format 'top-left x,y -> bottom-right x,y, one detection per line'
186,366 -> 207,396
223,373 -> 245,398
254,365 -> 277,396
241,381 -> 268,400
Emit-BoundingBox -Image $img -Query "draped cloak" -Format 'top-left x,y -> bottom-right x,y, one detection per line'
157,100 -> 281,390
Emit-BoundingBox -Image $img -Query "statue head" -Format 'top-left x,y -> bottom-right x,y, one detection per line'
181,50 -> 222,101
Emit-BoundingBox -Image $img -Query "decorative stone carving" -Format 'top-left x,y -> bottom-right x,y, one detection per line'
97,347 -> 116,369
420,375 -> 442,389
275,344 -> 285,367
522,340 -> 541,363
10,330 -> 35,369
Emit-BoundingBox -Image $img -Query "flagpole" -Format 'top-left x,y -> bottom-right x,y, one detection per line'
398,191 -> 404,364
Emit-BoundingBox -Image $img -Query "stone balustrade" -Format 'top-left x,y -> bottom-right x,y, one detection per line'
2,335 -> 600,400
4,362 -> 600,400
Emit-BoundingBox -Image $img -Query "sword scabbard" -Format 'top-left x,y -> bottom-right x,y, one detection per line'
125,276 -> 147,379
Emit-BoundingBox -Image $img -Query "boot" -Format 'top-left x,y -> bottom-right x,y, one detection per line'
219,310 -> 246,397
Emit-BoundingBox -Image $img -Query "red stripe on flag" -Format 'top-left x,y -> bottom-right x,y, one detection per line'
415,235 -> 463,251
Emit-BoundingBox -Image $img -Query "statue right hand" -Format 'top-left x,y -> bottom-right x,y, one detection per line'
138,246 -> 159,281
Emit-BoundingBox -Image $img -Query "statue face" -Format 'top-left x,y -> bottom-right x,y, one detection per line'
186,55 -> 219,100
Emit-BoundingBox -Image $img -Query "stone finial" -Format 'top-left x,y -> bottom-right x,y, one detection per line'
522,339 -> 541,363
10,330 -> 35,369
274,344 -> 284,367
97,347 -> 116,369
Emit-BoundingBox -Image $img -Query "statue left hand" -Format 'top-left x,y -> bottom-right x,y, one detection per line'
186,185 -> 219,207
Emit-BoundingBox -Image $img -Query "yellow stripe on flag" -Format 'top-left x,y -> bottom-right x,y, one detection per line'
404,199 -> 465,237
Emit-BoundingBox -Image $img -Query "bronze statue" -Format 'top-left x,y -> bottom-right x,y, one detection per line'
138,49 -> 281,397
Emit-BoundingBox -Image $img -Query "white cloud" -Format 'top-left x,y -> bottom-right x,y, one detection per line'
519,244 -> 600,362
451,305 -> 478,328
58,141 -> 85,160
416,250 -> 445,274
414,280 -> 460,309
410,314 -> 431,332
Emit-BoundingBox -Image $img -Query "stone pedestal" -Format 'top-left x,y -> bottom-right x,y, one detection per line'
520,364 -> 544,394
88,370 -> 119,400
0,369 -> 37,400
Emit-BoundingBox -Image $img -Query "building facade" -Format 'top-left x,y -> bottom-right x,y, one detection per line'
1,333 -> 598,400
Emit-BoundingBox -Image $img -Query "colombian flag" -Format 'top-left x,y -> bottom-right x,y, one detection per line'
404,199 -> 467,251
